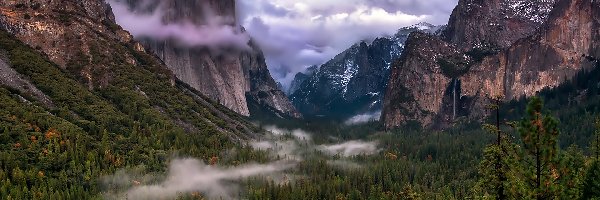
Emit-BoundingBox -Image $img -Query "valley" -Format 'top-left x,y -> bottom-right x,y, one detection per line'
0,0 -> 599,199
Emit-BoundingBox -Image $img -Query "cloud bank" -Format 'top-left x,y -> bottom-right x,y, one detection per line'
319,141 -> 379,156
103,159 -> 294,200
264,125 -> 312,141
108,0 -> 459,88
238,0 -> 459,88
103,126 -> 379,199
108,0 -> 251,50
254,126 -> 380,159
344,110 -> 382,125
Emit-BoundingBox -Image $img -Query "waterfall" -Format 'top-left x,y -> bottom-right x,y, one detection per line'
453,79 -> 457,120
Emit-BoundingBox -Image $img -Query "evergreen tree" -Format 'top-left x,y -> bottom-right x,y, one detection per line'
556,146 -> 585,199
582,119 -> 600,199
475,145 -> 506,199
582,161 -> 600,199
593,118 -> 600,161
475,96 -> 515,199
518,97 -> 560,199
475,128 -> 525,200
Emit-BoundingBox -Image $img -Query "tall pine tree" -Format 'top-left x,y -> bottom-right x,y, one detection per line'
474,96 -> 513,199
518,97 -> 560,200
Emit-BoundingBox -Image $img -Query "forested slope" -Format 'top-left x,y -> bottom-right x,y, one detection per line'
0,25 -> 262,199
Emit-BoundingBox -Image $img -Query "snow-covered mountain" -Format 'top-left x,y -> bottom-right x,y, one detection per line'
289,23 -> 443,120
443,0 -> 556,50
286,65 -> 317,95
501,0 -> 555,23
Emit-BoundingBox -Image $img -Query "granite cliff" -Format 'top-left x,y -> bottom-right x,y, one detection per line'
0,0 -> 260,139
383,0 -> 600,128
120,0 -> 301,118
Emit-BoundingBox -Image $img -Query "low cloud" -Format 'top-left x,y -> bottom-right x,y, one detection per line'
238,0 -> 459,89
264,125 -> 312,141
104,126 -> 377,199
319,141 -> 379,156
259,126 -> 380,157
109,0 -> 251,50
103,159 -> 294,200
250,126 -> 313,161
344,110 -> 382,125
251,140 -> 302,160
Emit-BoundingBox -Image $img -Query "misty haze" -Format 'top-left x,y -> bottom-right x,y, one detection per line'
0,0 -> 599,199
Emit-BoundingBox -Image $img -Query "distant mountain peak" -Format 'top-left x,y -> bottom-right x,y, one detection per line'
407,22 -> 436,30
289,23 -> 442,119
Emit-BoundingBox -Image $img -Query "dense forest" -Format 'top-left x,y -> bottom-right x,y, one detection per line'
1,27 -> 600,199
0,29 -> 265,199
242,99 -> 600,200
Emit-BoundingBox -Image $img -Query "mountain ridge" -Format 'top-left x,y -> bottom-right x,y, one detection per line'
289,23 -> 442,120
0,0 -> 260,139
383,0 -> 600,129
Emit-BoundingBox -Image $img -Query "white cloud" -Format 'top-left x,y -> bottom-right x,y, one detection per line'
264,125 -> 312,141
318,141 -> 379,156
344,111 -> 382,125
109,0 -> 251,50
109,0 -> 459,88
103,126 -> 379,199
103,159 -> 294,200
238,0 -> 458,88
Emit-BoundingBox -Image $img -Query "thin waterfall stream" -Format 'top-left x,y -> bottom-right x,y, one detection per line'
453,79 -> 457,120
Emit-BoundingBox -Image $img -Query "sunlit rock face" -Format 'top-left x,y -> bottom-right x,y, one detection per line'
0,0 -> 136,90
121,0 -> 301,118
290,23 -> 442,120
383,0 -> 600,129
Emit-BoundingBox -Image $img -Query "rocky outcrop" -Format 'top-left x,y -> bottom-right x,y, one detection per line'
0,0 -> 259,139
443,0 -> 556,50
287,72 -> 309,96
0,0 -> 122,68
0,53 -> 54,107
461,0 -> 599,114
244,44 -> 302,118
287,65 -> 316,95
0,0 -> 149,91
123,0 -> 301,118
383,0 -> 600,129
382,32 -> 461,127
291,24 -> 441,119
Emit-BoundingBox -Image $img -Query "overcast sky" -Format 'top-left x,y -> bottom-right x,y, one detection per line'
110,0 -> 460,89
237,0 -> 459,88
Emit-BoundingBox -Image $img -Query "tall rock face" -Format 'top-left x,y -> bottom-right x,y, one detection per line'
0,0 -> 134,88
0,0 -> 260,139
122,0 -> 301,118
383,0 -> 600,129
0,0 -> 119,68
443,0 -> 556,50
383,32 -> 462,127
291,23 -> 442,119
